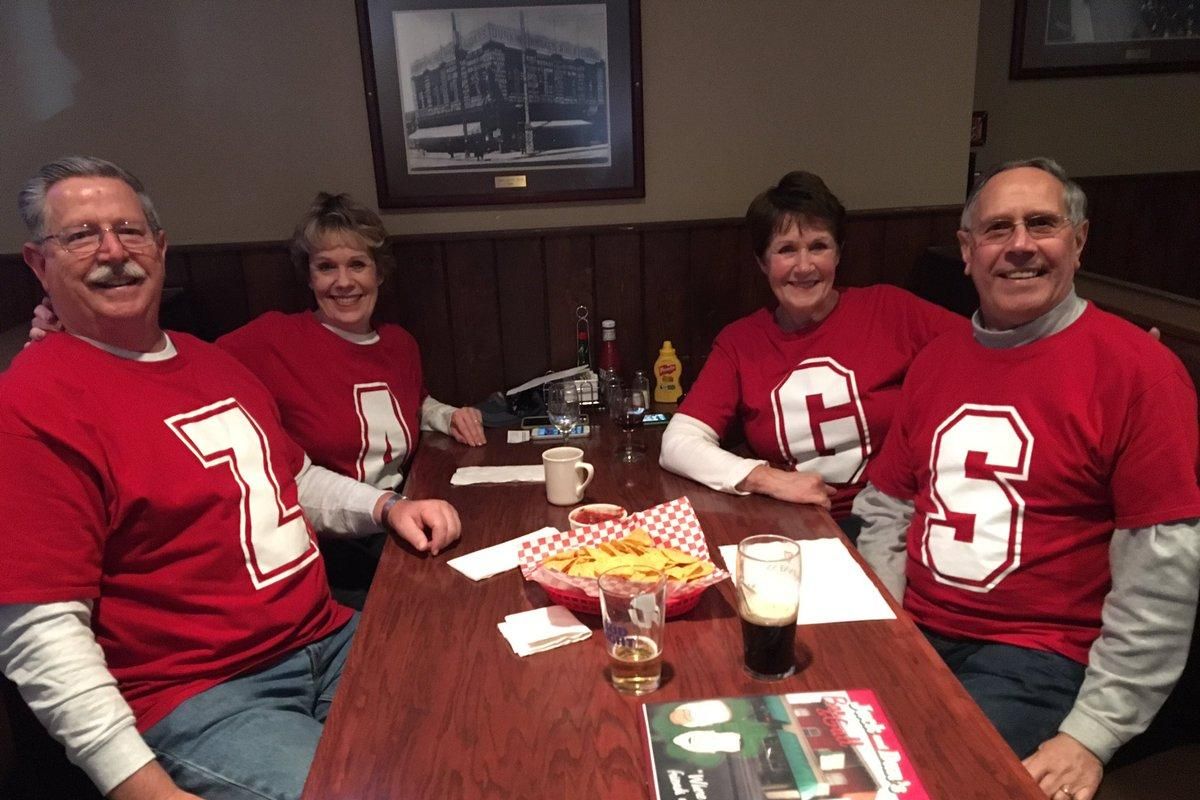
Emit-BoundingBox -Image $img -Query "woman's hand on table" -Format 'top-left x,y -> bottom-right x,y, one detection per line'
448,407 -> 486,446
738,465 -> 835,509
1022,732 -> 1102,800
384,497 -> 462,555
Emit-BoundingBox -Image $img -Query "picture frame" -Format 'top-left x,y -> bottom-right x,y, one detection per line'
1011,0 -> 1200,79
355,0 -> 644,209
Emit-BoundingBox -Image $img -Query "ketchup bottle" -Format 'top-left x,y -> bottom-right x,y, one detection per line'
598,319 -> 621,384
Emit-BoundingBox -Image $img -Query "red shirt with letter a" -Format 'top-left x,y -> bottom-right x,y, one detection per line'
218,311 -> 425,490
868,305 -> 1200,663
681,285 -> 963,517
0,333 -> 351,730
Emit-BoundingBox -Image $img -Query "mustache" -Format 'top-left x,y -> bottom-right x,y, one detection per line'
84,261 -> 148,288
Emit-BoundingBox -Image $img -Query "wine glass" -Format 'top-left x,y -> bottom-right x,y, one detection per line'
609,371 -> 649,462
545,379 -> 581,444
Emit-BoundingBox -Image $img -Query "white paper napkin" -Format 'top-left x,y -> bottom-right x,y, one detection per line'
448,527 -> 557,581
498,606 -> 592,657
450,465 -> 544,486
507,430 -> 531,443
719,538 -> 895,625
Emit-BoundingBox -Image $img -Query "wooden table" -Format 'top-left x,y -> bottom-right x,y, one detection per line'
303,418 -> 1044,799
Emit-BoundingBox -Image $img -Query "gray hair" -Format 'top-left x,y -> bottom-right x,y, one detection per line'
960,157 -> 1087,230
18,156 -> 162,238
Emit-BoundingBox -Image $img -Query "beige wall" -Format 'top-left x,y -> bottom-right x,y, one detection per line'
973,0 -> 1200,176
0,0 -> 979,251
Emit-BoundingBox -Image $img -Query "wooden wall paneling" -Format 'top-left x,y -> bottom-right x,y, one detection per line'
241,246 -> 310,319
592,231 -> 644,375
880,215 -> 942,288
1079,176 -> 1144,286
1121,178 -> 1172,292
388,241 -> 457,402
838,217 -> 886,287
494,237 -> 550,388
443,239 -> 505,405
0,254 -> 39,333
640,229 -> 691,384
686,224 -> 745,370
1160,175 -> 1200,300
160,250 -> 201,336
542,235 -> 595,371
1075,177 -> 1112,279
734,226 -> 771,321
928,209 -> 964,250
183,250 -> 252,340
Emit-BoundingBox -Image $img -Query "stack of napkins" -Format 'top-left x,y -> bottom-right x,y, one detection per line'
450,465 -> 544,486
448,527 -> 556,581
498,606 -> 592,657
719,538 -> 895,625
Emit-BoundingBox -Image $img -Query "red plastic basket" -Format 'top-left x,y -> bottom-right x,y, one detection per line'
542,583 -> 704,618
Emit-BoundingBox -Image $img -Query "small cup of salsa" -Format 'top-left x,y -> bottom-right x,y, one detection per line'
568,503 -> 629,530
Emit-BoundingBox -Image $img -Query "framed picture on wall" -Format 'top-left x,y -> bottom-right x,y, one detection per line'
1011,0 -> 1200,79
355,0 -> 643,209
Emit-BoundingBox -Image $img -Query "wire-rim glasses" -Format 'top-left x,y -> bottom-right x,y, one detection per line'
36,222 -> 157,256
967,214 -> 1072,245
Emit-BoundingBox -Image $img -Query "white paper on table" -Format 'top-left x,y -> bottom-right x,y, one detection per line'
505,365 -> 591,396
497,605 -> 592,657
719,538 -> 895,625
450,465 -> 544,486
507,430 -> 531,443
448,527 -> 556,581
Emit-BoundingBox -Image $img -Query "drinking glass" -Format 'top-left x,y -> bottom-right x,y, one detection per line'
608,371 -> 649,462
599,567 -> 666,695
736,535 -> 802,680
545,379 -> 580,444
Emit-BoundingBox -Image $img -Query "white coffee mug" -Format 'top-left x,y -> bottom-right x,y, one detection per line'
542,446 -> 594,506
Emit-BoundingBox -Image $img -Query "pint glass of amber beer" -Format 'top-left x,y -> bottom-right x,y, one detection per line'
736,535 -> 801,680
599,568 -> 666,695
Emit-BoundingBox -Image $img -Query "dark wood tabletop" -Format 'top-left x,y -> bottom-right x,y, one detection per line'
302,417 -> 1045,799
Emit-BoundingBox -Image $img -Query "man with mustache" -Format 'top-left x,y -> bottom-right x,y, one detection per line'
0,156 -> 461,800
855,158 -> 1200,800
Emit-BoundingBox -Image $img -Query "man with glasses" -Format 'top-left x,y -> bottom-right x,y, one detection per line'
0,156 -> 461,800
855,158 -> 1200,800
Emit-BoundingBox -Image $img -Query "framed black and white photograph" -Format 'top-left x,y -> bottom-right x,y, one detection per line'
1011,0 -> 1200,79
356,0 -> 643,208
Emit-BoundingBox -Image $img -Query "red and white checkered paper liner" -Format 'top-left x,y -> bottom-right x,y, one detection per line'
518,496 -> 729,599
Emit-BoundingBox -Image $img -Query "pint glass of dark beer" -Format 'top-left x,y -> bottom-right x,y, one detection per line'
735,535 -> 802,680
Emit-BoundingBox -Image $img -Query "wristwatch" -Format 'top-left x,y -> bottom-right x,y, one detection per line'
379,492 -> 408,529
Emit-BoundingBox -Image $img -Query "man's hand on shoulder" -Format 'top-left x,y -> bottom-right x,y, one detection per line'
381,496 -> 462,555
26,297 -> 62,346
738,465 -> 835,509
1022,732 -> 1102,800
107,761 -> 204,800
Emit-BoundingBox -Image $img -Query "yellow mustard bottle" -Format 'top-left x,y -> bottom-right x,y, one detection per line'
653,340 -> 683,403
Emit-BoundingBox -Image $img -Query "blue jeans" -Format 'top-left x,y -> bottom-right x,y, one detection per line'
923,628 -> 1085,759
143,614 -> 358,800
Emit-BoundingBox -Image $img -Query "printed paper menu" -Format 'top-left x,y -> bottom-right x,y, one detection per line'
641,690 -> 929,800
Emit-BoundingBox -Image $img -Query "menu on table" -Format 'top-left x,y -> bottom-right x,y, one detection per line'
640,689 -> 928,800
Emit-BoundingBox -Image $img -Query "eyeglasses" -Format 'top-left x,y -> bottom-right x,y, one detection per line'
968,214 -> 1072,245
35,222 -> 157,255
